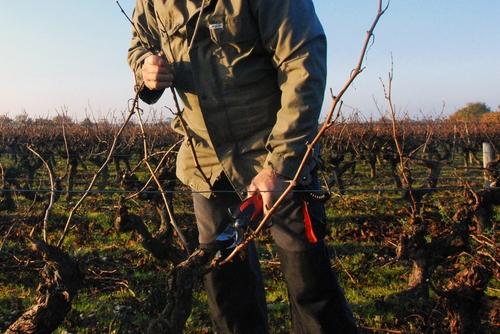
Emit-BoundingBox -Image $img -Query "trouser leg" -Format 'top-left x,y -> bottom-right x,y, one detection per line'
192,176 -> 268,334
276,243 -> 357,334
203,243 -> 267,334
270,183 -> 357,333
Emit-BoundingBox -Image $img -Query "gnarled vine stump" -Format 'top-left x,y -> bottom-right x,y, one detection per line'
5,241 -> 83,334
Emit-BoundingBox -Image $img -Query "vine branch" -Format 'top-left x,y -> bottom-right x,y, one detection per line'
26,145 -> 56,243
135,108 -> 190,252
216,0 -> 390,266
57,89 -> 140,248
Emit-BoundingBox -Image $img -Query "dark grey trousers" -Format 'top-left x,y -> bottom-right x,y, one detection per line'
192,175 -> 357,334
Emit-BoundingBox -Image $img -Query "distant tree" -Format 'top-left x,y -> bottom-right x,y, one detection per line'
481,111 -> 500,123
52,114 -> 74,125
14,111 -> 32,124
0,114 -> 12,125
449,102 -> 491,121
80,117 -> 95,127
33,117 -> 53,126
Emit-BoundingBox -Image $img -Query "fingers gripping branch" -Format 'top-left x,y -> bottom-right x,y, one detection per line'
142,55 -> 174,91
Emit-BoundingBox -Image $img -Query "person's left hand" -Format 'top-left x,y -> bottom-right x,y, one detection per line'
248,168 -> 289,214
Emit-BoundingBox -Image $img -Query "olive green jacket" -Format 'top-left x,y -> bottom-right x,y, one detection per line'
128,0 -> 326,198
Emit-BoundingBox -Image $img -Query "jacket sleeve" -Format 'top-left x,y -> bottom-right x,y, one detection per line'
127,0 -> 164,104
249,0 -> 327,181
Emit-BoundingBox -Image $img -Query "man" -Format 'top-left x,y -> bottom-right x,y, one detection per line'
128,0 -> 357,332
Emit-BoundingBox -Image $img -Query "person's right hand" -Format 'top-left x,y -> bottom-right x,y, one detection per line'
141,54 -> 173,90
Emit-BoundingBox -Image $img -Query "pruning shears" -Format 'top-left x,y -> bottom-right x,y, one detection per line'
215,194 -> 264,249
215,191 -> 320,249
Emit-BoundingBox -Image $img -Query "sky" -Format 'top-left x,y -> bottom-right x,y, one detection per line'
0,0 -> 499,121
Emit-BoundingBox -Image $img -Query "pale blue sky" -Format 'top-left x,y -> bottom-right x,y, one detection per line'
0,1 -> 499,120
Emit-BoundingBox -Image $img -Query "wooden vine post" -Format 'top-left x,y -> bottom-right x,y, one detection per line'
482,142 -> 494,187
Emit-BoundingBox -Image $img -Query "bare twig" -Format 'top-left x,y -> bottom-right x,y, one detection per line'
332,247 -> 359,285
117,0 -> 213,191
126,139 -> 182,200
216,0 -> 390,267
60,109 -> 71,180
129,144 -> 181,174
156,13 -> 214,190
477,250 -> 500,268
470,234 -> 495,248
0,223 -> 16,252
169,90 -> 213,189
359,325 -> 403,334
57,90 -> 140,248
116,1 -> 153,51
135,108 -> 189,252
187,0 -> 207,52
27,145 -> 56,243
381,56 -> 417,212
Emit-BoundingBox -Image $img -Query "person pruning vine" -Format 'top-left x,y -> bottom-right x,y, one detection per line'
128,0 -> 357,332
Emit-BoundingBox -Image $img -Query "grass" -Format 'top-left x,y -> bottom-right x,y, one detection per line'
0,157 -> 498,333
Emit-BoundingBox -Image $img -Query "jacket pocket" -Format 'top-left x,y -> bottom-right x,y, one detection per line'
208,12 -> 258,46
223,15 -> 258,44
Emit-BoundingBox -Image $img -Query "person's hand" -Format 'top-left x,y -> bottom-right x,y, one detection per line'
141,54 -> 173,90
248,168 -> 289,214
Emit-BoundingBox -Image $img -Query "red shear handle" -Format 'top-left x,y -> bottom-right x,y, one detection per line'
302,201 -> 318,244
240,194 -> 264,222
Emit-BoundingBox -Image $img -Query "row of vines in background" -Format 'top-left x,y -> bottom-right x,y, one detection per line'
0,116 -> 498,333
0,118 -> 497,188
